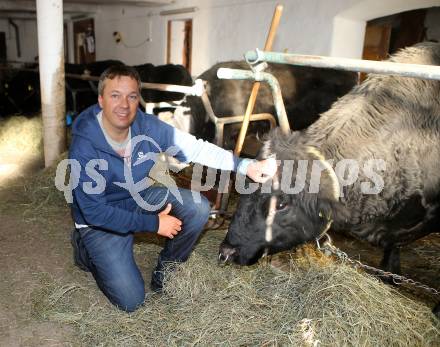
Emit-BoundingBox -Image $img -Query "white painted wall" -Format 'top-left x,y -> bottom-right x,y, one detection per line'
2,0 -> 440,75
140,0 -> 440,75
169,20 -> 186,65
93,5 -> 157,65
330,0 -> 440,58
0,19 -> 38,62
90,0 -> 357,75
0,2 -> 99,63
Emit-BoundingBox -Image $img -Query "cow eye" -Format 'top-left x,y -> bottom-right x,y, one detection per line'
276,201 -> 288,211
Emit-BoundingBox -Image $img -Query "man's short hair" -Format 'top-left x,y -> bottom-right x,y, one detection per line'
98,65 -> 141,95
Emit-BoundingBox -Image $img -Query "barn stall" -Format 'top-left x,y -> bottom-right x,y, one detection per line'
0,0 -> 440,345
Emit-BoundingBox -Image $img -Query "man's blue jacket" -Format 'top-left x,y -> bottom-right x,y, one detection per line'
69,104 -> 247,234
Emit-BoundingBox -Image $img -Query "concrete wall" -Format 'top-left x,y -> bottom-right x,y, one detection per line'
330,0 -> 440,58
129,0 -> 440,75
140,0 -> 361,75
0,1 -> 98,63
93,5 -> 156,65
0,19 -> 38,62
2,0 -> 440,75
425,6 -> 440,42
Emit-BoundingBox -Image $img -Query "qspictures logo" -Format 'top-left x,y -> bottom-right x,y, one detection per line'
54,135 -> 386,212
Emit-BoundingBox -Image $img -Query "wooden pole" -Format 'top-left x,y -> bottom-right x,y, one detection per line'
213,4 -> 283,213
233,4 -> 283,156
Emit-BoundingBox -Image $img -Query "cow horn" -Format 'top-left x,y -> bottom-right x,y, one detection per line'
305,146 -> 340,201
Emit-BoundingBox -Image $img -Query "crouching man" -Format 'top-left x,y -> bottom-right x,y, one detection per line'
69,65 -> 276,312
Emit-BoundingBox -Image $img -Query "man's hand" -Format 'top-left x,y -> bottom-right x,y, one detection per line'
246,157 -> 277,183
157,203 -> 182,239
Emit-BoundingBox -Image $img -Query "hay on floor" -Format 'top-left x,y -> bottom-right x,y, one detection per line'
0,114 -> 44,184
0,115 -> 43,157
3,113 -> 436,346
31,233 -> 440,347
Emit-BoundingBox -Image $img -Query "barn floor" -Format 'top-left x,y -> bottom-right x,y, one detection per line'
0,161 -> 439,345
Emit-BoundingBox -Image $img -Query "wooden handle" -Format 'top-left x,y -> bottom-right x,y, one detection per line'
234,4 -> 283,156
263,4 -> 283,51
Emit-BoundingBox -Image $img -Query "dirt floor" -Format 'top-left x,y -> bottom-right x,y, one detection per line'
0,154 -> 439,346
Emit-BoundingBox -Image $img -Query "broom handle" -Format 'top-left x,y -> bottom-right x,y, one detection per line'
214,5 -> 283,212
233,4 -> 283,156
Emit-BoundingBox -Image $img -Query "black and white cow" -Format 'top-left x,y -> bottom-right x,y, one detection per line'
184,61 -> 357,148
0,61 -> 192,118
65,60 -> 127,113
219,42 -> 440,316
134,63 -> 193,103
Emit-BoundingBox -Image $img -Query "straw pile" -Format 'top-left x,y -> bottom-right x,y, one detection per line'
0,113 -> 70,219
31,231 -> 440,346
0,114 -> 44,185
0,114 -> 43,157
3,114 -> 437,346
21,150 -> 68,213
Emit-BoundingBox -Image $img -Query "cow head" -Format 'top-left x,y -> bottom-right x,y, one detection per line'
219,132 -> 340,265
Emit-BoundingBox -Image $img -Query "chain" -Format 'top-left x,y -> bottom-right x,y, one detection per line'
316,234 -> 440,296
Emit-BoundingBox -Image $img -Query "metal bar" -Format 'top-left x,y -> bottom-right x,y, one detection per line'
216,113 -> 276,127
245,49 -> 440,81
0,67 -> 205,96
65,73 -> 99,81
8,19 -> 21,57
65,73 -> 204,95
217,67 -> 290,134
141,79 -> 204,96
63,73 -> 204,95
200,90 -> 218,124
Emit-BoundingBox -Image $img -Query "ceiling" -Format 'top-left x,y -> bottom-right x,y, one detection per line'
63,0 -> 174,6
0,0 -> 175,19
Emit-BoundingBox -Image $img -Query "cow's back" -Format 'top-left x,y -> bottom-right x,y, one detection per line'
301,42 -> 440,245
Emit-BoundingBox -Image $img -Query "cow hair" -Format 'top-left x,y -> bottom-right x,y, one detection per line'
184,60 -> 357,147
262,42 -> 440,246
221,43 -> 440,318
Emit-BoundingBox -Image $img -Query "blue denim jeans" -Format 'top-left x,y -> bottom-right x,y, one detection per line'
77,186 -> 210,312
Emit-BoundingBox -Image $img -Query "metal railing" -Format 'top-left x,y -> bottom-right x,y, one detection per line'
245,48 -> 440,81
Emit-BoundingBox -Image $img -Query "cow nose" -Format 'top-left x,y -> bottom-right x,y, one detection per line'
218,242 -> 238,265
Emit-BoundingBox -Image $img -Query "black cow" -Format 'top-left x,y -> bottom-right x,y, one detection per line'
65,60 -> 125,113
84,59 -> 125,76
0,61 -> 192,118
0,69 -> 40,116
134,63 -> 193,103
219,42 -> 440,316
183,61 -> 357,148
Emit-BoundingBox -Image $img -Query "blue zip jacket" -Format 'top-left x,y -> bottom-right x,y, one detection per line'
69,104 -> 249,233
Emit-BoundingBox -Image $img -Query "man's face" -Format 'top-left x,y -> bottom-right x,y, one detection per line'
98,75 -> 140,137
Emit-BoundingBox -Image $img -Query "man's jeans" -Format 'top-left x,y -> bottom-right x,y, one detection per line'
76,186 -> 210,312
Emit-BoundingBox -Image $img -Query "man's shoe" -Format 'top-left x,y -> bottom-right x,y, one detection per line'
150,271 -> 163,293
70,229 -> 90,272
150,280 -> 163,293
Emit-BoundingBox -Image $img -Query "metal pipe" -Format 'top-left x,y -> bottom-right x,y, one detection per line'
245,49 -> 440,81
217,67 -> 290,134
37,0 -> 66,167
64,73 -> 204,96
8,19 -> 21,58
1,65 -> 205,97
141,78 -> 204,96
